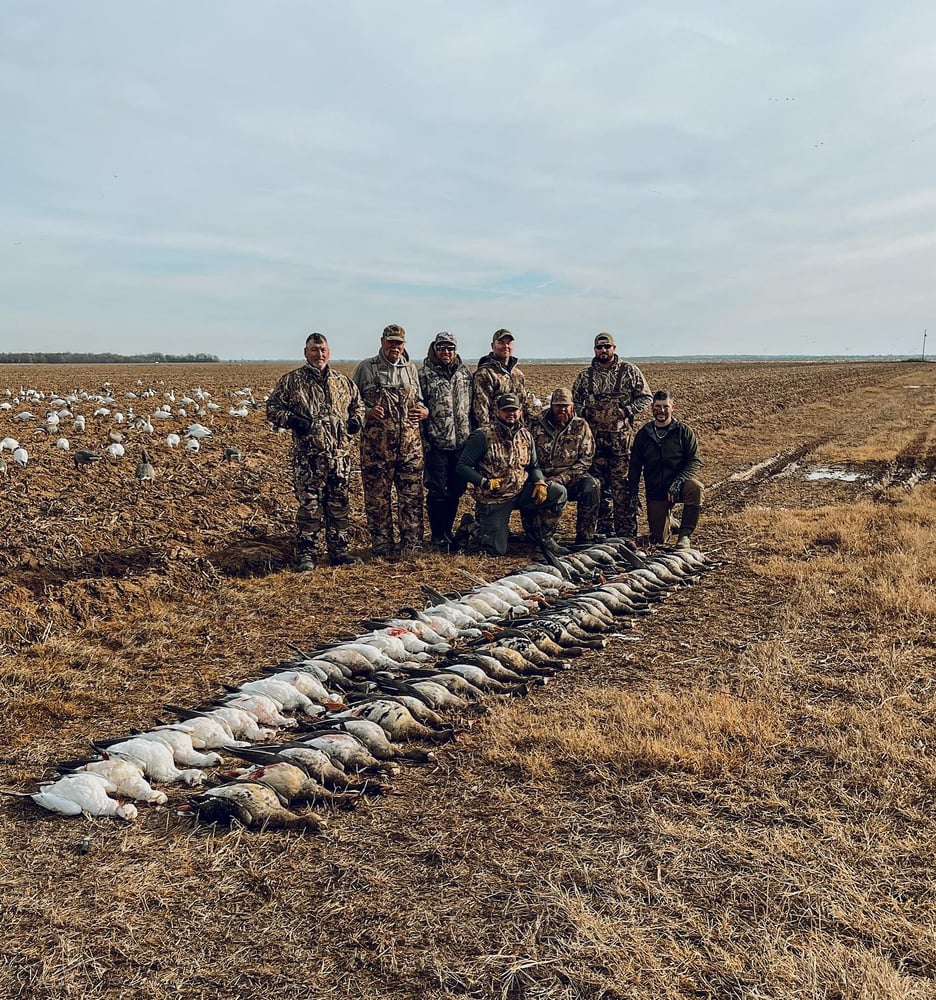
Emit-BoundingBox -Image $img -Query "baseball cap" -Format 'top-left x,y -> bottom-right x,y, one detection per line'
432,332 -> 457,349
493,329 -> 514,342
496,393 -> 521,410
550,387 -> 573,405
382,324 -> 406,342
594,332 -> 615,347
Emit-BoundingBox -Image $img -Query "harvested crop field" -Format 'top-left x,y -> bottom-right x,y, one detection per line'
1,358 -> 935,1000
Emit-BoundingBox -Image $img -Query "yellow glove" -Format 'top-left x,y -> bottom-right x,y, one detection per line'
483,477 -> 504,491
531,481 -> 548,505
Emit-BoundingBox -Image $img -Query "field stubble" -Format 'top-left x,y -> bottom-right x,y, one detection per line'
1,359 -> 935,999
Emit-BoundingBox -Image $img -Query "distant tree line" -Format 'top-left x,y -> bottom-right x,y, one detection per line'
0,352 -> 220,364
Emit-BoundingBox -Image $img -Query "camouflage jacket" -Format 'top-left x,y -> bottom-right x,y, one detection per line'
266,364 -> 363,462
531,411 -> 595,485
571,358 -> 652,435
457,418 -> 543,502
419,354 -> 472,451
627,418 -> 702,501
471,353 -> 537,428
352,351 -> 425,456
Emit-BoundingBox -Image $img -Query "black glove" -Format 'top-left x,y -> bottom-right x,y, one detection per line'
285,413 -> 311,435
346,417 -> 361,435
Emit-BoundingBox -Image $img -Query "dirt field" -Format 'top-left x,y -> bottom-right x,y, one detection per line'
1,359 -> 935,999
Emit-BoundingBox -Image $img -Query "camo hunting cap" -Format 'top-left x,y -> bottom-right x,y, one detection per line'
493,329 -> 514,342
550,387 -> 573,405
432,332 -> 457,349
594,332 -> 615,347
382,324 -> 406,342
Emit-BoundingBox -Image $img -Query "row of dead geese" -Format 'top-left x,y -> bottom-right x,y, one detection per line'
9,539 -> 719,830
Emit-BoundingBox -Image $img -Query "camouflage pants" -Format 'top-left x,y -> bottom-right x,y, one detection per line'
361,442 -> 425,553
527,475 -> 599,541
591,434 -> 637,537
292,451 -> 352,559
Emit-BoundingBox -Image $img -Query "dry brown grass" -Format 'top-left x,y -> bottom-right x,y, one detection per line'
1,359 -> 936,999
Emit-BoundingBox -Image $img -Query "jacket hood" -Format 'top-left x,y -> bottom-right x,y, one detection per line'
477,351 -> 518,372
424,351 -> 465,372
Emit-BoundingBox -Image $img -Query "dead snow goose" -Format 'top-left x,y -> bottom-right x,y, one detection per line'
234,678 -> 325,716
265,670 -> 346,708
223,693 -> 298,729
102,737 -> 206,785
136,728 -> 224,767
163,704 -> 277,743
71,757 -> 168,804
154,715 -> 248,750
30,772 -> 138,820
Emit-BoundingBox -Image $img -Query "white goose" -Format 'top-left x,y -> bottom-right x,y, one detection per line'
30,772 -> 138,820
75,758 -> 168,804
103,737 -> 206,785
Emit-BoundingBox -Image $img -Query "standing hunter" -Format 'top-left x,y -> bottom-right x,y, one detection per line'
352,324 -> 429,558
530,387 -> 600,549
572,332 -> 652,538
419,332 -> 473,548
471,328 -> 538,428
266,331 -> 364,571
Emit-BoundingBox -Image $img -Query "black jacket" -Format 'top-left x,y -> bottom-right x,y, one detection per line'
627,418 -> 702,501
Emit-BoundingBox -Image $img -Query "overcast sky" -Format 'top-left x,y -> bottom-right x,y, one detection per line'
3,2 -> 935,361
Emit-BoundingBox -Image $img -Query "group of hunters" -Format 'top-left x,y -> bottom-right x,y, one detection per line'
266,326 -> 704,570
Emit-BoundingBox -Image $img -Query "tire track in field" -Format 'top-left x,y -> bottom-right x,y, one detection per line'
705,436 -> 833,515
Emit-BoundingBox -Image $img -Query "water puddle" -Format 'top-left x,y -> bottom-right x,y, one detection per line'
804,467 -> 868,482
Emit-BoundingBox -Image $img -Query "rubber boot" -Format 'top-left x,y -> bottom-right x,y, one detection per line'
676,504 -> 700,548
